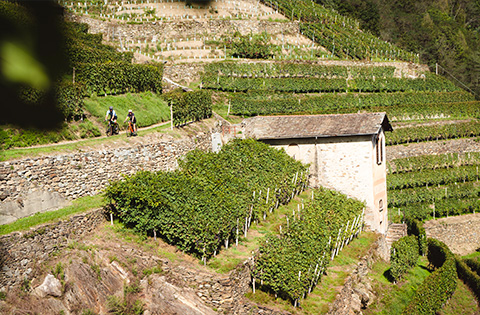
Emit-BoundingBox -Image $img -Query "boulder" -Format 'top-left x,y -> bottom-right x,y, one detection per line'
34,274 -> 63,298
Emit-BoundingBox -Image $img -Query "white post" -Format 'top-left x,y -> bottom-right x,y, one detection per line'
170,104 -> 173,130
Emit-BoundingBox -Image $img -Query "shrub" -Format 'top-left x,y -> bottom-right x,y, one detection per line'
390,235 -> 419,281
405,217 -> 427,255
163,89 -> 212,126
402,238 -> 457,315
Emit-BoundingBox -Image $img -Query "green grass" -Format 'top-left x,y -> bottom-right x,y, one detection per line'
462,251 -> 480,260
440,279 -> 480,315
84,91 -> 170,128
365,256 -> 431,315
0,122 -> 172,161
0,195 -> 103,235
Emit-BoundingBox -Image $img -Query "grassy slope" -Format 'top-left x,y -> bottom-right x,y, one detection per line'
84,91 -> 170,128
0,195 -> 103,235
365,256 -> 431,315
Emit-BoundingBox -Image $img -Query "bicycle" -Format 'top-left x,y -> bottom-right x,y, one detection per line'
126,121 -> 137,137
106,120 -> 119,137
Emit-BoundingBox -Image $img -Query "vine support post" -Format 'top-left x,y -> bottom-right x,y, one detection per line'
170,103 -> 173,130
154,229 -> 157,240
252,278 -> 256,294
110,212 -> 113,225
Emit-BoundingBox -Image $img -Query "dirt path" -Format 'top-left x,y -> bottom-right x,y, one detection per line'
387,137 -> 480,160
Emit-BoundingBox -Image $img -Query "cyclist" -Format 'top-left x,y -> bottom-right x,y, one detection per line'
105,106 -> 118,134
124,109 -> 137,135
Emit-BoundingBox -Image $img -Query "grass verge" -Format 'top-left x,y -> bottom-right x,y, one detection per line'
84,91 -> 170,128
0,195 -> 103,235
365,256 -> 431,315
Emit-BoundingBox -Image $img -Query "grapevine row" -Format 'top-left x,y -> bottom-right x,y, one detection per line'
388,164 -> 480,190
260,0 -> 417,61
105,139 -> 307,262
253,187 -> 364,305
387,152 -> 480,174
203,73 -> 459,93
228,91 -> 474,117
386,121 -> 480,145
203,62 -> 396,79
389,181 -> 480,207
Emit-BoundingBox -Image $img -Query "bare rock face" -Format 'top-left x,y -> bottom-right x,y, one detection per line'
142,275 -> 216,315
34,274 -> 63,298
62,262 -> 124,314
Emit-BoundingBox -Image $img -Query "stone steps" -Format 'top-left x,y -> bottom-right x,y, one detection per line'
386,223 -> 407,250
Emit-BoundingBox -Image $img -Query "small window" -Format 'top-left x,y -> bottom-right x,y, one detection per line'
376,136 -> 383,165
379,199 -> 384,212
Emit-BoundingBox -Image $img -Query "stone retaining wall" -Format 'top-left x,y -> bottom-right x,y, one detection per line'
0,132 -> 211,224
0,208 -> 106,291
69,14 -> 301,43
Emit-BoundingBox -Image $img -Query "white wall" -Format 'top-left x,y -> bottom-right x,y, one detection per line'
264,133 -> 388,234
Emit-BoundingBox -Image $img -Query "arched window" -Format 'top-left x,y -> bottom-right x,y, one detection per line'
286,144 -> 299,160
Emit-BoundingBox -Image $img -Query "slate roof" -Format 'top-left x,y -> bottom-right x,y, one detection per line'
243,113 -> 393,140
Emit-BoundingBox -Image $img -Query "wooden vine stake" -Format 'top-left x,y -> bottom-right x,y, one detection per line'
110,212 -> 114,225
154,229 -> 157,241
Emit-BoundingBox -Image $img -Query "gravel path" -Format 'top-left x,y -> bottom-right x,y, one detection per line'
387,138 -> 480,160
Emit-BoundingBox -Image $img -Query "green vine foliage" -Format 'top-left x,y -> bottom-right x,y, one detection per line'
259,0 -> 417,61
230,33 -> 274,59
405,218 -> 427,255
403,239 -> 457,315
228,91 -> 474,116
105,139 -> 307,260
386,121 -> 480,145
253,187 -> 364,304
203,73 -> 459,93
390,235 -> 419,281
75,62 -> 163,96
163,89 -> 213,126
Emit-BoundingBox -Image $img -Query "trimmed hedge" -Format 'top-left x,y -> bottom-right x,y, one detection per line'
163,89 -> 213,126
456,257 -> 480,301
402,239 -> 457,315
405,217 -> 427,256
390,235 -> 419,281
75,62 -> 163,95
464,258 -> 480,276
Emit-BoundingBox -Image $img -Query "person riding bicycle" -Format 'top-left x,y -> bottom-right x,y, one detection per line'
105,106 -> 118,124
124,109 -> 137,135
105,106 -> 118,135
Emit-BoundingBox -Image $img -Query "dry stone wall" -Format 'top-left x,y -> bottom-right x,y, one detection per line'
0,208 -> 105,291
0,132 -> 211,224
69,14 -> 301,43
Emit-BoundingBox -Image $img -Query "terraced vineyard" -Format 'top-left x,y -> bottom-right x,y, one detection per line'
387,152 -> 480,222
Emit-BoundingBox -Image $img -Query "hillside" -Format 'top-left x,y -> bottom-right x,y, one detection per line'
2,0 -> 480,314
311,0 -> 480,97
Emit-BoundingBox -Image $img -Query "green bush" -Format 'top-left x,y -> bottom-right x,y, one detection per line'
403,238 -> 457,315
163,89 -> 212,126
405,218 -> 427,256
464,258 -> 480,276
390,235 -> 419,281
